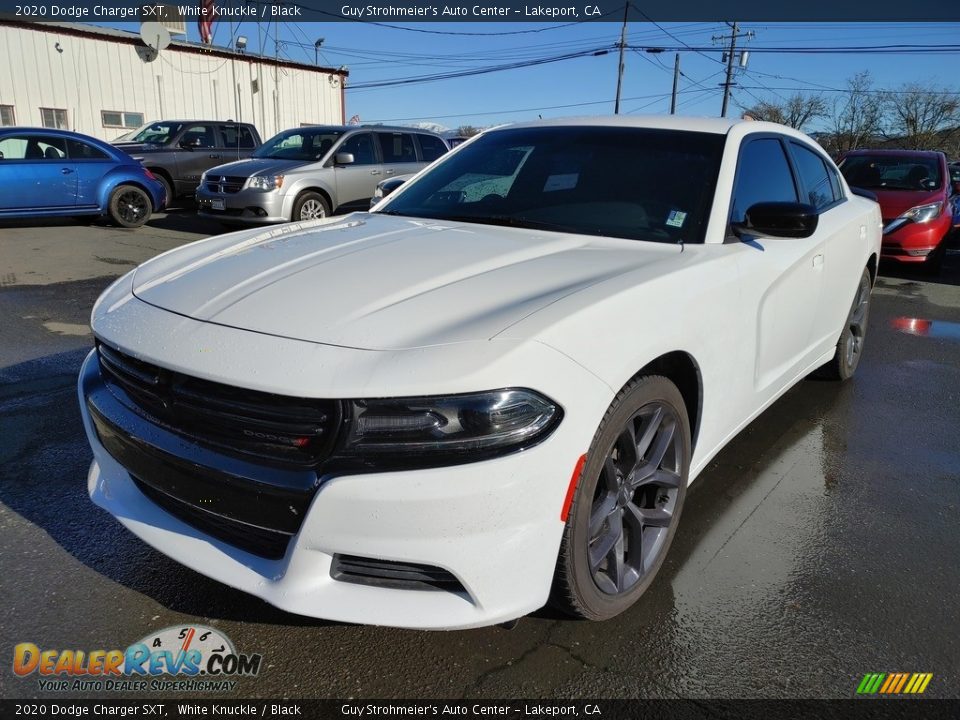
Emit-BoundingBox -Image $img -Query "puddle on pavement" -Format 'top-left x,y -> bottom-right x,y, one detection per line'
42,321 -> 91,336
890,317 -> 960,341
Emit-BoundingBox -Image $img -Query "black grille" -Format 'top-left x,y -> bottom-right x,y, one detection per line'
96,343 -> 340,468
133,477 -> 292,559
331,554 -> 466,593
205,176 -> 246,194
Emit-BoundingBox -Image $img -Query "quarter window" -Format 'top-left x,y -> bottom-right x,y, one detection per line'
790,142 -> 840,211
67,138 -> 111,160
731,138 -> 798,224
416,134 -> 447,162
0,105 -> 14,126
40,108 -> 69,129
101,110 -> 144,129
377,132 -> 417,164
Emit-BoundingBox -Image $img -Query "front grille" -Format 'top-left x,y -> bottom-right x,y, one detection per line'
205,176 -> 246,194
133,477 -> 292,559
96,342 -> 340,468
331,554 -> 466,593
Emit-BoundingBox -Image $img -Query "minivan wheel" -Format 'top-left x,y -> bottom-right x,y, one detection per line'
108,185 -> 152,228
293,192 -> 330,221
551,375 -> 690,621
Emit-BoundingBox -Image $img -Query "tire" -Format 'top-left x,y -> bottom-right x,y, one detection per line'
551,375 -> 691,621
817,267 -> 872,381
108,185 -> 152,228
292,191 -> 330,222
153,173 -> 173,209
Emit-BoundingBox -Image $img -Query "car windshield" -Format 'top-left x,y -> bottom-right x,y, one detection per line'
254,129 -> 344,161
376,126 -> 726,244
129,122 -> 182,145
840,154 -> 943,191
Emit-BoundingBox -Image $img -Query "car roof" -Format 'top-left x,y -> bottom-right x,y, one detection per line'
288,125 -> 444,135
492,115 -> 746,135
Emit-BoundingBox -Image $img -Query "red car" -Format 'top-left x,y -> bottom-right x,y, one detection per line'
839,149 -> 955,273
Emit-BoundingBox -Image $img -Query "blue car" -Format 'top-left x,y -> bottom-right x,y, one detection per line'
0,128 -> 166,228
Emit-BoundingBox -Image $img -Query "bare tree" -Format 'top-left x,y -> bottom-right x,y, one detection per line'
882,83 -> 960,150
456,125 -> 482,138
745,93 -> 828,130
824,71 -> 885,155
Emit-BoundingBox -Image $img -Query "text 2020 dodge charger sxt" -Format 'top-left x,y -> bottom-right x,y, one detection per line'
79,117 -> 882,629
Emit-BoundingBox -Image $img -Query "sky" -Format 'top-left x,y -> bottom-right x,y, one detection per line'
99,20 -> 960,132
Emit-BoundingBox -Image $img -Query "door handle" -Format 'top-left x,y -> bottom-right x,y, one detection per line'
370,170 -> 381,175
208,154 -> 222,159
61,168 -> 74,174
385,169 -> 395,175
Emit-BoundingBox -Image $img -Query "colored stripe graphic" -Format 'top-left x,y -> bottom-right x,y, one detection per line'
856,672 -> 932,695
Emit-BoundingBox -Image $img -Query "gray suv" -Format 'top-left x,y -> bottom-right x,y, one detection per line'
195,125 -> 448,224
113,121 -> 262,203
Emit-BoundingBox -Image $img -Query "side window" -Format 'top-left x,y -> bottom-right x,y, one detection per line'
730,138 -> 797,224
220,125 -> 256,149
339,133 -> 376,165
377,132 -> 417,164
790,142 -> 839,211
180,125 -> 217,149
67,139 -> 111,160
416,134 -> 447,162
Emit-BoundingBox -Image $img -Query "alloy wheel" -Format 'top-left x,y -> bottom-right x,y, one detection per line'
299,199 -> 326,220
118,190 -> 148,224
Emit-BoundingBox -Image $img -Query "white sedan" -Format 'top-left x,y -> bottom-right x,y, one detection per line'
79,116 -> 881,629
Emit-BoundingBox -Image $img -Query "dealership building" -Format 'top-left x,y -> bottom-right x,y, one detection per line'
0,21 -> 348,141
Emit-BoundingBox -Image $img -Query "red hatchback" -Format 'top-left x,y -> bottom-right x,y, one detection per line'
839,149 -> 954,273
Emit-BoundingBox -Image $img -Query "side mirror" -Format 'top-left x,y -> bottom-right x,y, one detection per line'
333,152 -> 355,166
734,202 -> 819,239
179,138 -> 201,150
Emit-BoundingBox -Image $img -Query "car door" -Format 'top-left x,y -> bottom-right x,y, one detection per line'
174,124 -> 221,194
66,137 -> 116,208
332,131 -> 383,211
218,124 -> 258,164
377,131 -> 420,180
0,133 -> 75,211
787,140 -> 865,356
729,135 -> 825,395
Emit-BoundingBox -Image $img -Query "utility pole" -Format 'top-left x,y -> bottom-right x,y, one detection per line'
670,53 -> 680,114
713,22 -> 754,118
614,2 -> 629,114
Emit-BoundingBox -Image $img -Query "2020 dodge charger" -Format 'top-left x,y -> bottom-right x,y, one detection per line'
79,117 -> 882,629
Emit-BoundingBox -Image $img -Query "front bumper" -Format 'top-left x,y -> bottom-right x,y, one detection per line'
880,213 -> 951,263
78,328 -> 607,628
196,186 -> 289,224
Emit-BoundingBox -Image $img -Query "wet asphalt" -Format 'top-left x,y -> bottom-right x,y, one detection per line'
0,214 -> 958,700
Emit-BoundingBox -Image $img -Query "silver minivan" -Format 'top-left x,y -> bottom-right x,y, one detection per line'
196,125 -> 448,224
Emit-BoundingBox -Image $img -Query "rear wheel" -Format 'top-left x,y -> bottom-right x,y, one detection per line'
817,267 -> 872,381
108,185 -> 152,228
551,375 -> 691,621
292,192 -> 330,222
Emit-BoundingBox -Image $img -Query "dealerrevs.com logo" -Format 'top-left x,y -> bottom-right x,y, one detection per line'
13,625 -> 262,693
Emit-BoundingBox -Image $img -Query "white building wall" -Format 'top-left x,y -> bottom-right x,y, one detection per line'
0,23 -> 344,142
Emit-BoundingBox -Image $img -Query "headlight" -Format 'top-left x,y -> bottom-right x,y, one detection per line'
899,201 -> 942,224
337,388 -> 562,467
246,175 -> 284,191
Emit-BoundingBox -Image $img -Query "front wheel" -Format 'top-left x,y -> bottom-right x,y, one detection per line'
108,185 -> 152,228
551,375 -> 691,621
817,267 -> 872,381
292,192 -> 330,222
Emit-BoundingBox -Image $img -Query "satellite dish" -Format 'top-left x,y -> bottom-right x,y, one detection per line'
140,22 -> 171,52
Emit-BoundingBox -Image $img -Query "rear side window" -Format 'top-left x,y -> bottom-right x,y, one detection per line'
67,138 -> 111,160
377,133 -> 417,163
730,138 -> 797,224
790,142 -> 841,210
416,134 -> 447,162
220,125 -> 256,149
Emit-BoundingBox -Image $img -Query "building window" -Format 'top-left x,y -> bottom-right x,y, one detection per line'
0,105 -> 14,126
40,108 -> 68,129
101,110 -> 145,129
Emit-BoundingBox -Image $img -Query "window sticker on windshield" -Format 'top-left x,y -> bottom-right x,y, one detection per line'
543,173 -> 579,192
665,210 -> 687,228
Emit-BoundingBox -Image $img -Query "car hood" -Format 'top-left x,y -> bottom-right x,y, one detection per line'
129,214 -> 680,350
869,188 -> 944,219
206,157 -> 309,178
